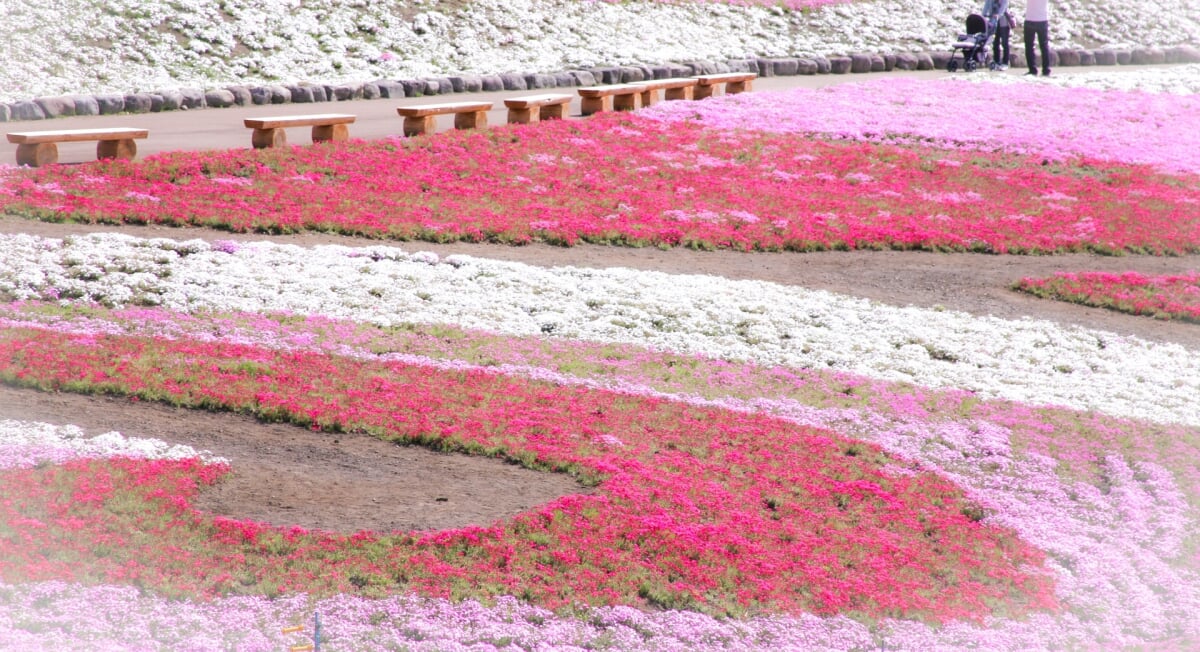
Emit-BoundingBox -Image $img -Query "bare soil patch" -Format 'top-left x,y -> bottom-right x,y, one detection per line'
0,384 -> 588,533
2,214 -> 1199,534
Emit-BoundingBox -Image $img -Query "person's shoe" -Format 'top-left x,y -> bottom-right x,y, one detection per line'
1042,70 -> 1051,77
1025,70 -> 1038,76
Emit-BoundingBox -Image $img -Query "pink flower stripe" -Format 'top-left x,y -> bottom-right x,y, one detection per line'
643,78 -> 1200,175
0,325 -> 1059,623
1016,270 -> 1200,323
1,114 -> 1197,255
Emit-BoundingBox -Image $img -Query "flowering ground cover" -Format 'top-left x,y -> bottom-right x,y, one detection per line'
3,233 -> 1200,427
1015,270 -> 1200,323
2,112 -> 1198,255
0,323 -> 1062,621
642,73 -> 1200,174
1,231 -> 1199,647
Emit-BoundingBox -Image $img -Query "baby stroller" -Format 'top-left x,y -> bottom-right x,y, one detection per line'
948,13 -> 998,72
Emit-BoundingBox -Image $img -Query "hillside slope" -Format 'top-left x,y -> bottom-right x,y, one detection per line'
2,0 -> 1198,102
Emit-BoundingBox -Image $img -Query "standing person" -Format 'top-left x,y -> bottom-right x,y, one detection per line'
983,0 -> 1012,69
1023,0 -> 1051,76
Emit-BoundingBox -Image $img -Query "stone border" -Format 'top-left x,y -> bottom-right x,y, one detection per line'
2,45 -> 1198,123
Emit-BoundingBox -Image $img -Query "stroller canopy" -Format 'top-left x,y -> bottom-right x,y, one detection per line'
965,13 -> 987,34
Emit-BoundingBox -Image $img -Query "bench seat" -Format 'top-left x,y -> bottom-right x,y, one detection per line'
693,72 -> 757,99
396,101 -> 493,135
576,84 -> 645,116
242,113 -> 357,149
6,127 -> 148,167
630,77 -> 700,105
503,93 -> 573,124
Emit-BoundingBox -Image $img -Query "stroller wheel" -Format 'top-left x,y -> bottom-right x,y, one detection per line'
947,59 -> 959,72
965,59 -> 977,72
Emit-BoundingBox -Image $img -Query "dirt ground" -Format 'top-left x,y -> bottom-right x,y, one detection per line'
2,213 -> 1199,534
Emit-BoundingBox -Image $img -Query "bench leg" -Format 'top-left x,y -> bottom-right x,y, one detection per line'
693,84 -> 719,100
727,80 -> 752,94
403,115 -> 436,136
97,138 -> 137,161
252,127 -> 287,149
507,107 -> 537,125
580,96 -> 611,116
15,143 -> 58,167
638,89 -> 660,107
613,93 -> 640,112
665,87 -> 694,101
311,123 -> 350,143
540,103 -> 567,121
454,110 -> 488,130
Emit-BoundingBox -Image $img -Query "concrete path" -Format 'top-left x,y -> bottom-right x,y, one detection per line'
0,69 -> 960,166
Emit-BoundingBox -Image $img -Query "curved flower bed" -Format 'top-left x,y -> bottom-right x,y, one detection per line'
0,293 -> 1197,648
0,325 -> 1060,622
1016,270 -> 1200,322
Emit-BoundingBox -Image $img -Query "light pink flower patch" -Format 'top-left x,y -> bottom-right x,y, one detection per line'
643,78 -> 1200,174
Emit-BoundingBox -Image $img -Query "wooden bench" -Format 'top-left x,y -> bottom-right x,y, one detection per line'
503,93 -> 573,124
576,84 -> 644,116
692,72 -> 758,100
396,101 -> 493,136
6,127 -> 148,167
242,113 -> 356,149
630,78 -> 700,106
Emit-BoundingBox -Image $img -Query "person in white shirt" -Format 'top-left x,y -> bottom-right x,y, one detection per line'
983,0 -> 1013,69
1023,0 -> 1051,76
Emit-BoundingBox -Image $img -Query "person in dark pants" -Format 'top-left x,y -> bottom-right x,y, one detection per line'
1023,0 -> 1051,76
983,0 -> 1013,69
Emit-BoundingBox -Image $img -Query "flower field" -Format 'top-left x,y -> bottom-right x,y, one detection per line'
4,75 -> 1200,254
2,56 -> 1200,652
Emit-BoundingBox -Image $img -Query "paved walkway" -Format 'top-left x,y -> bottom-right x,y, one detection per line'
1,69 -> 960,165
0,65 -> 1166,165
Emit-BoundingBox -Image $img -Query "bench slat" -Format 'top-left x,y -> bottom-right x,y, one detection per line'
7,128 -> 149,145
396,102 -> 493,118
631,78 -> 699,90
503,94 -> 573,110
577,84 -> 643,98
243,114 -> 356,129
694,72 -> 758,85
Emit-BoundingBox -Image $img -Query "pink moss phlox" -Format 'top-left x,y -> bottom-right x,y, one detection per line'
0,325 -> 1059,622
1,111 -> 1197,255
1016,270 -> 1200,322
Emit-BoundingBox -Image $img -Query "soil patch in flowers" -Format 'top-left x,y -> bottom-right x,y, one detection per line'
0,384 -> 589,534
